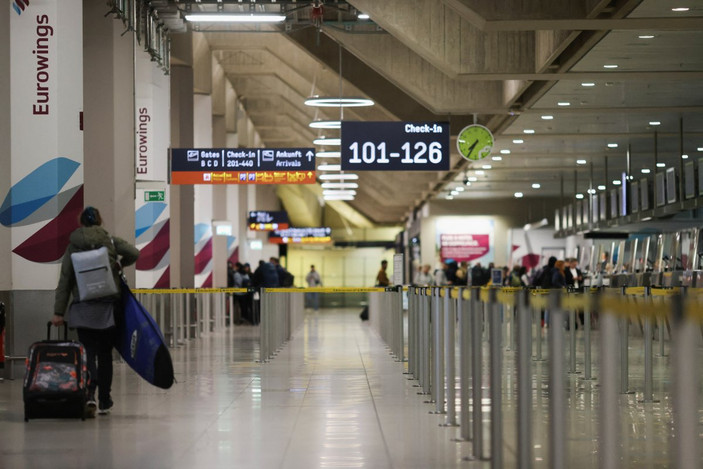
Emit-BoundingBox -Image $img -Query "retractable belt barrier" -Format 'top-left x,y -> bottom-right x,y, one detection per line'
123,283 -> 702,468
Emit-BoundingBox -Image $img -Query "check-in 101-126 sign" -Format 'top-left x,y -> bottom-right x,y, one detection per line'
341,122 -> 449,171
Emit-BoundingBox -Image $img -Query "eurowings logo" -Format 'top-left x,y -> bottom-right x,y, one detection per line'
12,0 -> 30,15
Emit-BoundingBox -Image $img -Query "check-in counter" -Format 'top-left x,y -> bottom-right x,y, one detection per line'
635,271 -> 657,287
661,270 -> 685,287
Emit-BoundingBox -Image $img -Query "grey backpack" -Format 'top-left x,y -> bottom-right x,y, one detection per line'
70,245 -> 118,301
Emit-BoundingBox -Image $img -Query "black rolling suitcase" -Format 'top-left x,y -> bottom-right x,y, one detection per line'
23,322 -> 90,422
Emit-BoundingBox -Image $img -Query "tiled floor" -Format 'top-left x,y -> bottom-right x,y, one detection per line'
0,308 -> 699,468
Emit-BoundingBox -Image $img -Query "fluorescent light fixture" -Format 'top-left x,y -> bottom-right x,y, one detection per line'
309,120 -> 341,129
304,96 -> 374,107
514,192 -> 524,198
323,190 -> 356,196
587,189 -> 597,194
603,64 -> 618,69
318,173 -> 359,180
523,129 -> 535,134
512,139 -> 524,144
581,82 -> 596,87
313,137 -> 341,146
324,194 -> 355,201
649,121 -> 661,126
185,13 -> 286,23
541,115 -> 554,120
532,183 -> 541,189
612,179 -> 622,185
321,182 -> 358,189
468,176 -> 478,182
697,147 -> 703,151
638,35 -> 655,39
607,143 -> 618,148
598,185 -> 606,190
672,7 -> 690,12
575,193 -> 584,199
316,151 -> 341,158
357,13 -> 370,19
475,170 -> 485,175
492,156 -> 503,161
523,218 -> 548,231
656,162 -> 666,168
482,164 -> 492,169
317,164 -> 341,171
682,154 -> 689,159
641,168 -> 651,174
500,149 -> 511,154
576,159 -> 587,165
455,186 -> 465,192
557,102 -> 571,107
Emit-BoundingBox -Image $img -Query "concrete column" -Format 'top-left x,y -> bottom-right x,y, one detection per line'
212,114 -> 228,287
83,0 -> 136,282
169,62 -> 195,289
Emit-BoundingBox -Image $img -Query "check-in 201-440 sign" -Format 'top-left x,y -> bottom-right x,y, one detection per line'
341,122 -> 449,171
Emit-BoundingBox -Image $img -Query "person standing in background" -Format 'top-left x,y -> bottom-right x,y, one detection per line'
376,260 -> 390,287
414,264 -> 434,286
305,265 -> 322,311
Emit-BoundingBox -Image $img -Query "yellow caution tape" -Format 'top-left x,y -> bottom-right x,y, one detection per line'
624,286 -> 647,296
265,287 -> 389,293
132,287 -> 249,294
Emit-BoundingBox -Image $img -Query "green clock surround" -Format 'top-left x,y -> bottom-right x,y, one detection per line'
456,124 -> 494,161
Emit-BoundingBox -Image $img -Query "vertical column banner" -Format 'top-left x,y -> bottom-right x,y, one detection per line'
3,0 -> 83,289
134,48 -> 169,182
135,184 -> 170,288
194,185 -> 213,288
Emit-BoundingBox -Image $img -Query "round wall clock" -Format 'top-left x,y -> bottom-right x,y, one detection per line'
457,124 -> 494,161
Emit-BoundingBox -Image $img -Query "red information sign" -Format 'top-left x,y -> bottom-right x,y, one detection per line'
440,234 -> 490,262
171,171 -> 316,185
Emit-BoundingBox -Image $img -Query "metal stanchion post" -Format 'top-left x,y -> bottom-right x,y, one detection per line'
534,302 -> 545,361
657,316 -> 666,357
420,290 -> 431,396
548,291 -> 566,469
457,288 -> 471,442
431,288 -> 445,414
641,287 -> 658,403
398,286 -> 405,363
443,289 -> 458,427
569,307 -> 578,374
489,289 -> 503,467
599,307 -> 620,469
406,289 -> 415,376
470,288 -> 484,460
583,303 -> 594,381
671,294 -> 700,469
619,315 -> 632,394
517,289 -> 532,469
259,289 -> 267,363
186,293 -> 192,341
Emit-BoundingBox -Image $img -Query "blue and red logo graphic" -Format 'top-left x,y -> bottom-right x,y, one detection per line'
12,0 -> 30,16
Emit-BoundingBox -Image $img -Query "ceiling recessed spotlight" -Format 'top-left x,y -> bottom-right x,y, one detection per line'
514,192 -> 524,198
532,183 -> 541,189
541,115 -> 554,120
576,159 -> 587,165
603,64 -> 618,69
613,179 -> 622,185
641,168 -> 651,174
500,149 -> 511,154
451,190 -> 458,196
523,129 -> 535,134
672,7 -> 690,12
446,195 -> 454,200
455,186 -> 465,192
597,185 -> 606,190
607,143 -> 618,148
468,176 -> 478,182
475,170 -> 485,175
581,82 -> 596,87
649,121 -> 661,126
575,193 -> 584,199
587,189 -> 596,194
512,139 -> 524,144
638,35 -> 655,39
464,181 -> 471,186
482,164 -> 492,169
557,102 -> 571,107
697,147 -> 703,152
656,163 -> 666,167
492,156 -> 503,161
682,154 -> 689,159
357,13 -> 370,19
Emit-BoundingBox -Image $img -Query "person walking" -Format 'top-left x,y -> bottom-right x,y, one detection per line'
375,260 -> 390,287
305,265 -> 322,311
52,206 -> 139,416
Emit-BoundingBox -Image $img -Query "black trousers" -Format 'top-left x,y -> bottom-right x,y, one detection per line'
77,327 -> 115,402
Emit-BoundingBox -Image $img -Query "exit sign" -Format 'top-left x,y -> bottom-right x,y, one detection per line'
144,191 -> 165,202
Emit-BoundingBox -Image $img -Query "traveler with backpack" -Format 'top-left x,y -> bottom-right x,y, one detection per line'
52,206 -> 139,416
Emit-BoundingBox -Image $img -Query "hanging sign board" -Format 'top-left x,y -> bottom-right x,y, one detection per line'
341,122 -> 450,171
170,148 -> 316,185
268,227 -> 332,244
248,211 -> 290,231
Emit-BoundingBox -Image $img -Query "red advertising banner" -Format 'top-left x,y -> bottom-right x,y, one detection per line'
440,234 -> 490,262
171,171 -> 316,185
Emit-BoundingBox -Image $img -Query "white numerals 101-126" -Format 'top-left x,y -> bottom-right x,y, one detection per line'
348,141 -> 443,165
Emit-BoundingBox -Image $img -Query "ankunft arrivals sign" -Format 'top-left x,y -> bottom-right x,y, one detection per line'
170,148 -> 316,185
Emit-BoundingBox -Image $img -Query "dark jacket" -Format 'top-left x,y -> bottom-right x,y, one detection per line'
551,269 -> 566,288
253,262 -> 279,288
54,226 -> 139,316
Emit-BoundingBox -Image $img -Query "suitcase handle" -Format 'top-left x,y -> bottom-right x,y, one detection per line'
46,321 -> 68,341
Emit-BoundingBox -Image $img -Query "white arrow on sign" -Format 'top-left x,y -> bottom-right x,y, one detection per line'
306,151 -> 314,162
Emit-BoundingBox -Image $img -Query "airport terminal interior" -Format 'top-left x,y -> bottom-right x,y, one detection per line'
1,0 -> 703,468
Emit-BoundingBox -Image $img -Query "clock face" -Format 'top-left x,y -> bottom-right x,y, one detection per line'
456,125 -> 494,161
